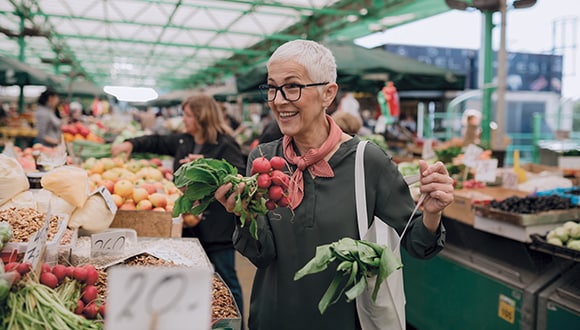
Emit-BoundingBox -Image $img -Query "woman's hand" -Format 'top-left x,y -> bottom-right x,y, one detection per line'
179,153 -> 204,164
111,141 -> 133,159
418,160 -> 454,232
215,180 -> 245,217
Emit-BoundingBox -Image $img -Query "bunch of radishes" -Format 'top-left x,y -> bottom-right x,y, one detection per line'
251,156 -> 291,210
4,262 -> 106,320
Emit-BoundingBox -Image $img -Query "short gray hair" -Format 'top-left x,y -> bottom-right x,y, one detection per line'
267,40 -> 337,84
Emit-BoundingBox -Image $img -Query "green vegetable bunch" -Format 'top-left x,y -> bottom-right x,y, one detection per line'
294,237 -> 402,314
0,221 -> 13,251
546,221 -> 580,250
172,158 -> 290,240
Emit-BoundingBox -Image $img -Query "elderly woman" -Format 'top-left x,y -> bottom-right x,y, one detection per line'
111,93 -> 245,315
216,40 -> 454,329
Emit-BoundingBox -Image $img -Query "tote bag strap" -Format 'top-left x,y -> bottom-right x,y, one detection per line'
355,140 -> 370,238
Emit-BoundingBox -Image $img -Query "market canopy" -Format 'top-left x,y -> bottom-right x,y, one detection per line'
0,55 -> 61,87
0,0 -> 453,92
236,42 -> 466,93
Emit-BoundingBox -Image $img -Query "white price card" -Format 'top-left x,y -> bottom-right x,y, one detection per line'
91,229 -> 137,257
502,171 -> 519,190
106,266 -> 212,330
475,159 -> 498,183
421,138 -> 436,160
23,206 -> 51,275
94,186 -> 117,214
144,244 -> 194,266
462,144 -> 484,168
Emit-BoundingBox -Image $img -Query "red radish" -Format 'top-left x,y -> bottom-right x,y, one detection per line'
41,263 -> 51,273
51,264 -> 68,283
265,200 -> 277,210
82,285 -> 98,304
65,266 -> 75,278
16,263 -> 31,275
10,271 -> 21,283
270,170 -> 289,188
73,267 -> 88,282
39,272 -> 59,289
268,185 -> 284,201
83,265 -> 99,285
252,157 -> 271,174
278,196 -> 289,207
270,156 -> 286,170
83,302 -> 99,319
99,304 -> 107,318
4,262 -> 18,272
74,300 -> 85,315
257,173 -> 272,189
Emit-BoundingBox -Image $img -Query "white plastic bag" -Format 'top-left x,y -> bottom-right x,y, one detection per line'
354,141 -> 406,330
0,154 -> 29,206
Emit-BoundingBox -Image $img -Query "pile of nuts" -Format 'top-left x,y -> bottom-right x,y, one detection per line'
0,207 -> 60,242
212,275 -> 240,321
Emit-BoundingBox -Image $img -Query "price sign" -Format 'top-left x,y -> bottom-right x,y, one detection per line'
475,159 -> 498,183
95,186 -> 117,214
144,245 -> 194,266
91,229 -> 136,257
497,294 -> 516,324
421,138 -> 436,160
23,208 -> 51,275
106,266 -> 212,330
462,144 -> 484,168
502,171 -> 519,190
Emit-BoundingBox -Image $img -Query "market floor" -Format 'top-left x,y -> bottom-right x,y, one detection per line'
235,252 -> 256,329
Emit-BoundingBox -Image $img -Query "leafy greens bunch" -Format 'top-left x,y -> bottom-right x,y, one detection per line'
294,237 -> 402,314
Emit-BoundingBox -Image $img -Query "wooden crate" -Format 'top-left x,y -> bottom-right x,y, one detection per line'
110,210 -> 174,237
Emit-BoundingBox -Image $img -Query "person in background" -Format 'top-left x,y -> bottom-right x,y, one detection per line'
214,40 -> 453,330
35,87 -> 62,147
331,110 -> 362,136
151,109 -> 169,135
110,93 -> 245,316
399,113 -> 417,133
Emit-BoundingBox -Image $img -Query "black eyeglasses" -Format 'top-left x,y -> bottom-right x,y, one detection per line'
258,82 -> 329,102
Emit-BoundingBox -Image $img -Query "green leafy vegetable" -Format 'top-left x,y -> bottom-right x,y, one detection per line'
294,237 -> 402,314
172,158 -> 289,239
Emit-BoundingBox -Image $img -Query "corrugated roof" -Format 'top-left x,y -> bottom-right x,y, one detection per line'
0,0 -> 450,93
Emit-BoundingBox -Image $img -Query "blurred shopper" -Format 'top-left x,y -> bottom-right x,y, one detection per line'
110,93 -> 245,315
35,87 -> 62,147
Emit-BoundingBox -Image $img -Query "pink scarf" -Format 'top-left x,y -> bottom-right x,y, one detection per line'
283,115 -> 343,209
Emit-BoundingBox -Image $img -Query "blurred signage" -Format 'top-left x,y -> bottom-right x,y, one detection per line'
384,44 -> 563,93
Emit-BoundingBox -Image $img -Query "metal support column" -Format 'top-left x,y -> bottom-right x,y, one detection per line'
480,11 -> 495,148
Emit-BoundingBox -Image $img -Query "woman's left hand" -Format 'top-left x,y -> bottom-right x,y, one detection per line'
418,160 -> 454,215
179,153 -> 204,164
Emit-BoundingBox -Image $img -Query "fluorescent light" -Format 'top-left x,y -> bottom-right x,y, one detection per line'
103,85 -> 159,102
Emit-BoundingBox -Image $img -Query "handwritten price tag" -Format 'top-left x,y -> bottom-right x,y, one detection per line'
502,171 -> 519,190
475,159 -> 498,183
421,138 -> 436,160
106,266 -> 212,330
462,144 -> 484,168
91,229 -> 137,257
95,186 -> 117,214
144,244 -> 194,266
23,207 -> 51,275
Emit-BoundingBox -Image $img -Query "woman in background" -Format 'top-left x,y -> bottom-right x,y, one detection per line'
35,87 -> 61,147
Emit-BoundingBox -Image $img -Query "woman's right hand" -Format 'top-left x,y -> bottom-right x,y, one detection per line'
111,141 -> 133,159
215,181 -> 245,216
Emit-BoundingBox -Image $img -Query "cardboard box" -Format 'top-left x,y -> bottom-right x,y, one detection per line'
520,163 -> 562,175
443,187 -> 527,225
110,210 -> 174,237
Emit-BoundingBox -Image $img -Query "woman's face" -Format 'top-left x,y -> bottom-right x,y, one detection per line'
182,105 -> 198,136
48,95 -> 59,109
267,60 -> 336,139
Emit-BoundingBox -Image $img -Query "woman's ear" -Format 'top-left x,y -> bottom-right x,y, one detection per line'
322,83 -> 339,108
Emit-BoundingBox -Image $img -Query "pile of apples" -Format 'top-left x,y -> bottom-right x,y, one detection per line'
83,157 -> 180,212
62,122 -> 104,143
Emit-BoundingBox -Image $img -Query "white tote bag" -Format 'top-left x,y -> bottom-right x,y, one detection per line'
354,140 -> 409,330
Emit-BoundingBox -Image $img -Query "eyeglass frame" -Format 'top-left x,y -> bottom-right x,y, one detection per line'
258,82 -> 329,102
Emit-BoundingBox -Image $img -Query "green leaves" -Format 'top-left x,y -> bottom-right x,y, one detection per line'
294,237 -> 403,314
171,157 -> 271,240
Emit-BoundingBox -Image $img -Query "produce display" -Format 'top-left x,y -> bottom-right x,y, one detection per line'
0,208 -> 62,242
172,157 -> 290,239
294,237 -> 401,314
488,195 -> 577,214
0,222 -> 12,251
545,221 -> 580,249
62,122 -> 105,143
